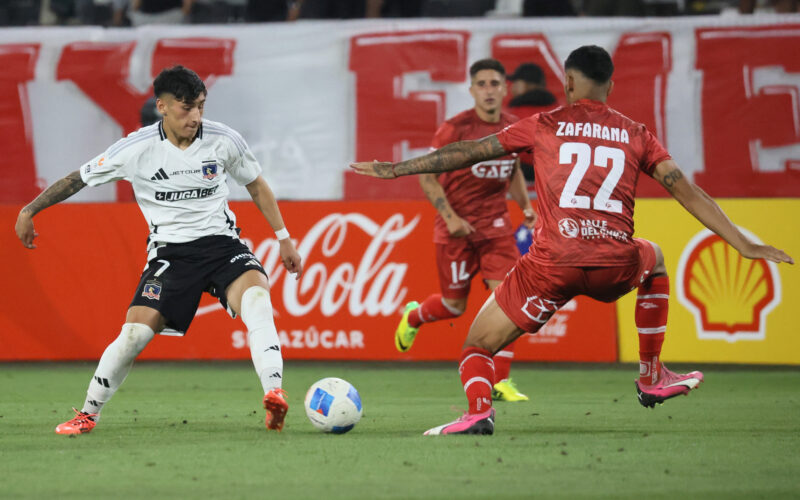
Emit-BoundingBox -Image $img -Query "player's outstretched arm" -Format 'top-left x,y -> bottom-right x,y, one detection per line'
654,160 -> 794,264
245,176 -> 303,279
349,135 -> 507,178
15,170 -> 87,249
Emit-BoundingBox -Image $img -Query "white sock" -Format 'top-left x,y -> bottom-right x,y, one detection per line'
82,323 -> 154,417
240,286 -> 283,393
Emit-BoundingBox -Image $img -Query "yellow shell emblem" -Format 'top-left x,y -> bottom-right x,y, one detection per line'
678,230 -> 780,341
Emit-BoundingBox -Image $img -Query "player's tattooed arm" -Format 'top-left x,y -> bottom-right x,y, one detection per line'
21,170 -> 87,217
16,170 -> 86,249
350,135 -> 507,178
394,135 -> 506,177
654,159 -> 794,265
661,169 -> 683,190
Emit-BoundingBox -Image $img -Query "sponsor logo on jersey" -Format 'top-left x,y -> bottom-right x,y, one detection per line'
141,280 -> 162,300
676,229 -> 781,342
150,168 -> 170,181
202,161 -> 218,180
558,218 -> 579,238
578,219 -> 629,242
169,169 -> 201,176
155,186 -> 219,202
470,159 -> 515,179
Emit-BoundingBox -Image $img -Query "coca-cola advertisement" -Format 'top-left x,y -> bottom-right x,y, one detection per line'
0,201 -> 617,361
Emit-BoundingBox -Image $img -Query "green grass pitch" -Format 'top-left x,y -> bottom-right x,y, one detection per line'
1,362 -> 798,499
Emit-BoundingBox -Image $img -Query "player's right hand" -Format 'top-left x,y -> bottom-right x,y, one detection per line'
279,238 -> 304,279
446,216 -> 476,238
740,243 -> 794,265
15,211 -> 38,249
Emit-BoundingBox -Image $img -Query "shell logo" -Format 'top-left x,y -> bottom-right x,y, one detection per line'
676,229 -> 781,342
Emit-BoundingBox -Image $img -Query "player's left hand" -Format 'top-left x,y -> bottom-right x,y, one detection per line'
279,239 -> 304,279
740,243 -> 794,265
349,161 -> 396,179
523,208 -> 537,229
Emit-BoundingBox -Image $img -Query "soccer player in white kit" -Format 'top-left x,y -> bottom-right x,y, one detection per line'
14,66 -> 302,434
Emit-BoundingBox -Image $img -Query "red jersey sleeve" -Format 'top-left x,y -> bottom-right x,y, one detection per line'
495,114 -> 539,154
639,128 -> 671,176
430,121 -> 458,150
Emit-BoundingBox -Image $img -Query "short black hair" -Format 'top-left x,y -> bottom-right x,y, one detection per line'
469,58 -> 506,78
564,46 -> 614,84
153,65 -> 207,102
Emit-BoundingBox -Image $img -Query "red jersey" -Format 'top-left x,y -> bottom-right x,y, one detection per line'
496,99 -> 671,267
431,109 -> 519,244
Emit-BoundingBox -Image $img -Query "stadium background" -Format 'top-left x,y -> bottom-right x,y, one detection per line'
1,13 -> 798,365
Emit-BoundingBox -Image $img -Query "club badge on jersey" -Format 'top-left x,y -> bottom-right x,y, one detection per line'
202,161 -> 218,180
141,280 -> 162,300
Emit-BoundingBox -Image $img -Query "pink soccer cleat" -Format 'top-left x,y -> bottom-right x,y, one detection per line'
636,364 -> 704,408
263,388 -> 289,431
55,408 -> 98,435
423,408 -> 495,436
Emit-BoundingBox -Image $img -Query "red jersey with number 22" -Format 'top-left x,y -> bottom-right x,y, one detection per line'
431,109 -> 519,244
496,99 -> 671,267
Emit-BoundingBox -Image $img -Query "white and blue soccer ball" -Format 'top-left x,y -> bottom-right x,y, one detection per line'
304,377 -> 363,434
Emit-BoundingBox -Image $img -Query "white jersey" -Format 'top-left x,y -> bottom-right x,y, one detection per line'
79,119 -> 261,247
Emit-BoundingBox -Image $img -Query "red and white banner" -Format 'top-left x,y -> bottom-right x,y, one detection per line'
0,17 -> 798,204
0,201 -> 617,361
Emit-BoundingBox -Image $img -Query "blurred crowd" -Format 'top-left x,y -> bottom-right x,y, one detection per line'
1,0 -> 797,27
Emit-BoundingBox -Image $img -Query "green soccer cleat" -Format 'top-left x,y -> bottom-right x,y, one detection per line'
492,378 -> 529,402
394,301 -> 420,352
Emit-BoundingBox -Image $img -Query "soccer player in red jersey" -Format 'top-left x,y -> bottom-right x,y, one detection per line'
395,59 -> 536,402
351,45 -> 794,435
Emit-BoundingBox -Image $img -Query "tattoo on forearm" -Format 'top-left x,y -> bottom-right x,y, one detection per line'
662,169 -> 684,189
394,135 -> 506,176
23,170 -> 86,216
433,197 -> 450,218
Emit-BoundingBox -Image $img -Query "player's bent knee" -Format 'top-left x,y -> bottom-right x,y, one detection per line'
442,298 -> 467,316
240,286 -> 273,329
119,323 -> 155,353
649,241 -> 667,276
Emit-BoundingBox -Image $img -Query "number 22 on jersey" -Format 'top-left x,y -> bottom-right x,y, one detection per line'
558,142 -> 626,214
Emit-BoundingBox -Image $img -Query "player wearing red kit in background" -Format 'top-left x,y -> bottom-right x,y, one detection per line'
351,45 -> 794,435
394,59 -> 536,403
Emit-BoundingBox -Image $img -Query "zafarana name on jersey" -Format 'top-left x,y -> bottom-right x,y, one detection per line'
556,122 -> 630,144
155,186 -> 219,202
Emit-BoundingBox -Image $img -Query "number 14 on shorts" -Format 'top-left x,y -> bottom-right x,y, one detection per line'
451,261 -> 470,284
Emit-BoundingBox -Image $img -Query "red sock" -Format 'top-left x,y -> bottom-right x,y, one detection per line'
459,347 -> 494,414
636,276 -> 669,385
493,340 -> 517,383
408,293 -> 461,328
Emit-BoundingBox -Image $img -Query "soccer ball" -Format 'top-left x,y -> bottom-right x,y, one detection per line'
304,377 -> 363,434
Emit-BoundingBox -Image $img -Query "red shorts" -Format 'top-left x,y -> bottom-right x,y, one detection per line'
436,236 -> 520,299
495,238 -> 657,332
